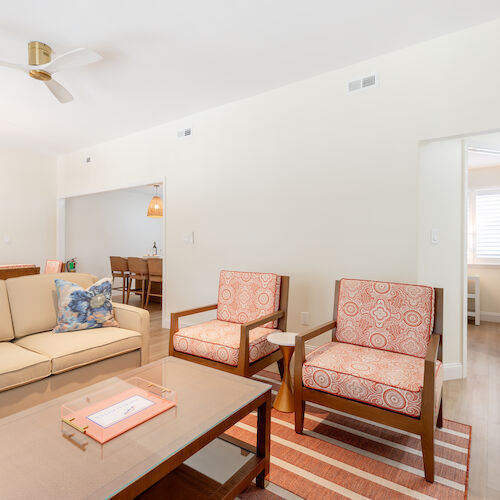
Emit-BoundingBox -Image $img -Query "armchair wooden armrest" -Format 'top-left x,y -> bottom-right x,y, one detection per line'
237,310 -> 285,368
169,303 -> 218,355
422,334 -> 441,420
295,320 -> 337,345
241,310 -> 285,332
294,320 -> 337,391
170,303 -> 217,335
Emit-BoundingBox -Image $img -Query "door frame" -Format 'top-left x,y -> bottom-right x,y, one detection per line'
56,176 -> 167,327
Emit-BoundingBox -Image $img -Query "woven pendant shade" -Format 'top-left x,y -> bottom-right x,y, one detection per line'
147,185 -> 163,218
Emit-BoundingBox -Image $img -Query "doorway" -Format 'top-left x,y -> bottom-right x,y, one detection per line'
59,181 -> 166,323
465,142 -> 500,325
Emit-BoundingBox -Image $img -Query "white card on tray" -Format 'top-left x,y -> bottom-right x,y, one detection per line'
86,395 -> 154,428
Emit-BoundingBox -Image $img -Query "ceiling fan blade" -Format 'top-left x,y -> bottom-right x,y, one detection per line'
41,48 -> 102,74
0,60 -> 29,73
44,79 -> 73,103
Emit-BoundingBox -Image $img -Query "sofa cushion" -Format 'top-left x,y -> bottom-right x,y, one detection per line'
173,319 -> 280,366
6,273 -> 97,338
0,281 -> 14,341
217,270 -> 281,328
336,279 -> 435,358
302,342 -> 443,417
14,327 -> 141,374
0,342 -> 51,392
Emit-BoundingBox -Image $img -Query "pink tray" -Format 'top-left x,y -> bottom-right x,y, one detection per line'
62,386 -> 176,444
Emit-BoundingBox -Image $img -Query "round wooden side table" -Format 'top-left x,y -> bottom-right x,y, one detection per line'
266,332 -> 297,413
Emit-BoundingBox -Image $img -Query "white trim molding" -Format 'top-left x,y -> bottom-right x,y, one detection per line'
444,363 -> 463,380
478,311 -> 500,323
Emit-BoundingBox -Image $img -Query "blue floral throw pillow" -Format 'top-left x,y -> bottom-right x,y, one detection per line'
53,278 -> 119,333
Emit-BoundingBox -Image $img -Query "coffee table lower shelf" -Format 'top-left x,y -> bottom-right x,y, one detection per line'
139,435 -> 264,499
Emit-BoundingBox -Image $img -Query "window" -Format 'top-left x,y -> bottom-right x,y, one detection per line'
469,188 -> 500,264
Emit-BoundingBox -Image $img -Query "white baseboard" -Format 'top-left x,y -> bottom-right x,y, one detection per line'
479,311 -> 500,323
443,362 -> 463,380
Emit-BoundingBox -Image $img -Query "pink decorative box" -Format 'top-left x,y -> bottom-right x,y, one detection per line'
61,376 -> 177,444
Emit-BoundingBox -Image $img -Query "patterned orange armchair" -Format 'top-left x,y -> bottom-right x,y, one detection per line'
169,270 -> 289,377
294,279 -> 443,482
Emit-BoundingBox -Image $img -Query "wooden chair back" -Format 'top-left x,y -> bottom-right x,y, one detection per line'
110,256 -> 129,273
128,257 -> 149,278
147,258 -> 162,279
44,260 -> 64,274
277,276 -> 290,332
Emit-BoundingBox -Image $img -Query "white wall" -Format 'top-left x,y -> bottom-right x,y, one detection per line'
417,139 -> 466,379
468,165 -> 500,317
0,147 -> 57,267
65,187 -> 163,278
57,18 -> 500,377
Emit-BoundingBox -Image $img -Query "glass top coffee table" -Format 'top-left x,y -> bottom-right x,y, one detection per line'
0,357 -> 272,499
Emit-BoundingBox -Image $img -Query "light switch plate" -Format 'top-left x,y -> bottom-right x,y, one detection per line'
183,232 -> 194,244
300,312 -> 310,325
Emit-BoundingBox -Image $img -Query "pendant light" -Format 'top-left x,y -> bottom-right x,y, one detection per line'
147,184 -> 163,218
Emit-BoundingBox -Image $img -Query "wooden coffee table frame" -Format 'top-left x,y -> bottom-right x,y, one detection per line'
112,389 -> 272,500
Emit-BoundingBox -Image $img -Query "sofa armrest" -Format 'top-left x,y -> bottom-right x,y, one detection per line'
113,303 -> 150,365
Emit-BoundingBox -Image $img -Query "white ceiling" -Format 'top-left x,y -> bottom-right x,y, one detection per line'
2,0 -> 500,154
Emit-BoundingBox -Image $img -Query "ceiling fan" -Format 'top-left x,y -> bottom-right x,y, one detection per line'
0,41 -> 102,103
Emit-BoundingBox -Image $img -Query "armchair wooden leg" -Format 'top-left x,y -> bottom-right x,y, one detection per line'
122,275 -> 126,304
437,397 -> 443,429
277,358 -> 284,379
295,399 -> 305,434
421,426 -> 435,482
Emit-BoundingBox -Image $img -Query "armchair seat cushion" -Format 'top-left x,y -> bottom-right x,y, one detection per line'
302,342 -> 443,417
173,319 -> 280,366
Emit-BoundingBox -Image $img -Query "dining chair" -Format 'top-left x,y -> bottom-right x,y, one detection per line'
126,257 -> 149,308
169,270 -> 289,377
44,260 -> 65,274
294,279 -> 443,482
145,258 -> 163,308
110,256 -> 130,304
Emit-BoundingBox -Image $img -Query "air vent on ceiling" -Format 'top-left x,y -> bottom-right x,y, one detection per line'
177,127 -> 192,138
347,73 -> 378,94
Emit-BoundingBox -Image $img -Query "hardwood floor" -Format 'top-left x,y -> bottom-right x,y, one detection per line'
444,321 -> 500,500
131,296 -> 500,499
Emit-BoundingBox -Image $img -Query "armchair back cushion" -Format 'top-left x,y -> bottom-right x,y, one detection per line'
217,271 -> 281,328
336,279 -> 435,358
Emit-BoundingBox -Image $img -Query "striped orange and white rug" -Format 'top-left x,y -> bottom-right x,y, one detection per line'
232,371 -> 471,500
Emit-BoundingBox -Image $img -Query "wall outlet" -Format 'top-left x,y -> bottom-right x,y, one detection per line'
300,312 -> 310,325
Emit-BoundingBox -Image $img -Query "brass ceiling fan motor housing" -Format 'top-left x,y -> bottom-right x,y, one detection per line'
28,41 -> 52,81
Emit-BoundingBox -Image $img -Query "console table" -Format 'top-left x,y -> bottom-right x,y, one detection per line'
0,264 -> 40,280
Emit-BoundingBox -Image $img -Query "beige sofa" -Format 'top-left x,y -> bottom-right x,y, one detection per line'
0,272 -> 149,417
